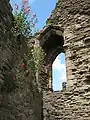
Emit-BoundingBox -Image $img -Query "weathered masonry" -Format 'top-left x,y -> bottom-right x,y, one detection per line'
39,0 -> 90,119
0,0 -> 90,120
34,25 -> 64,90
35,0 -> 90,91
0,0 -> 42,120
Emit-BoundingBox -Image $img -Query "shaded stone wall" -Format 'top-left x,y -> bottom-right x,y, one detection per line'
0,74 -> 42,120
0,0 -> 13,86
0,1 -> 42,120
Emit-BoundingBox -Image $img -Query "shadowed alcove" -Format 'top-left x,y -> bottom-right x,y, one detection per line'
39,25 -> 66,91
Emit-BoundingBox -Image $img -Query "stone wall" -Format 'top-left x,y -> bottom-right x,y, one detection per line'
43,88 -> 90,120
0,74 -> 42,120
0,1 -> 42,120
47,0 -> 90,89
42,0 -> 90,119
0,0 -> 90,120
34,25 -> 64,90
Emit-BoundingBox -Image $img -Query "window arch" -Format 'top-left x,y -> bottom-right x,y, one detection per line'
38,25 -> 67,91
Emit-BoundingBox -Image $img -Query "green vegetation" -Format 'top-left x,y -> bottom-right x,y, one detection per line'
1,1 -> 44,92
12,11 -> 32,37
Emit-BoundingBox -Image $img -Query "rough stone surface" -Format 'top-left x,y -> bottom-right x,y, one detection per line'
40,0 -> 90,119
43,88 -> 90,120
0,0 -> 42,120
0,0 -> 90,120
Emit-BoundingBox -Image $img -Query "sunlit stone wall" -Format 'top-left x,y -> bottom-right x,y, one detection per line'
43,0 -> 90,119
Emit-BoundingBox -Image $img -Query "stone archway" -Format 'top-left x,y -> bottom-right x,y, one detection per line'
37,25 -> 65,91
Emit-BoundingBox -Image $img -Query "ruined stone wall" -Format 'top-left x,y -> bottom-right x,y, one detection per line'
0,1 -> 42,120
43,0 -> 90,119
35,25 -> 64,91
47,0 -> 90,89
43,87 -> 90,120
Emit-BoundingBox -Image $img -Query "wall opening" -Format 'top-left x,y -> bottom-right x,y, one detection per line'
39,25 -> 65,90
52,53 -> 67,91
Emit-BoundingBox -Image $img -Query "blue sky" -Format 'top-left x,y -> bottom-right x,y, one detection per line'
30,0 -> 58,29
10,0 -> 58,29
10,0 -> 66,91
52,53 -> 66,91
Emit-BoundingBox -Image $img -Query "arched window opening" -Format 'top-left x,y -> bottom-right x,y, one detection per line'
52,53 -> 67,91
39,25 -> 65,90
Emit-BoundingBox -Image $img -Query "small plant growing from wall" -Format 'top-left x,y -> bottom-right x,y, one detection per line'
11,0 -> 38,37
22,45 -> 45,90
1,0 -> 41,92
32,45 -> 45,89
32,46 -> 45,74
7,45 -> 45,91
1,0 -> 45,92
